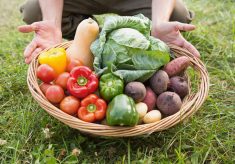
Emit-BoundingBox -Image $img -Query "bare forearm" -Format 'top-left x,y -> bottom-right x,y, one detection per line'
152,0 -> 175,25
39,0 -> 63,29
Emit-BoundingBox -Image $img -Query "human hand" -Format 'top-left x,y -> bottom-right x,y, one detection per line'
151,21 -> 200,58
18,20 -> 62,64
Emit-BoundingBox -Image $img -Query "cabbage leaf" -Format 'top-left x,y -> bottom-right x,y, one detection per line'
91,14 -> 170,82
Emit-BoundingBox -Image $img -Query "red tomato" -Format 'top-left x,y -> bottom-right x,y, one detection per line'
54,72 -> 70,89
60,96 -> 80,115
37,64 -> 56,83
39,83 -> 52,95
46,85 -> 65,103
66,58 -> 83,72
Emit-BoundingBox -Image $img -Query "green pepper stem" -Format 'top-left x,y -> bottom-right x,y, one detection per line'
77,76 -> 88,86
107,81 -> 113,87
87,104 -> 97,113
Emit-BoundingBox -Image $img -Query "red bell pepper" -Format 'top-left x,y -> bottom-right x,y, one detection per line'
67,66 -> 98,98
78,94 -> 107,122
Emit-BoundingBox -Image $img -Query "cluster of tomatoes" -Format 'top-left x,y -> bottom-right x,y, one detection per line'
37,64 -> 78,114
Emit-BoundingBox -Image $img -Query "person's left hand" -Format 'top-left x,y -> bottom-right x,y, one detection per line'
151,21 -> 200,58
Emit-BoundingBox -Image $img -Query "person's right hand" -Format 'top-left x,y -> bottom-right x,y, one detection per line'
18,20 -> 62,64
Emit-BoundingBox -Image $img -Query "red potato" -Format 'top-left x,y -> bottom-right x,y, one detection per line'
163,56 -> 191,77
150,70 -> 169,95
142,87 -> 157,112
46,85 -> 65,103
168,76 -> 189,98
125,82 -> 146,102
157,92 -> 182,116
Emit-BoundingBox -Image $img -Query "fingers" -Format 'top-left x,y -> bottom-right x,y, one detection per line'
18,22 -> 40,33
18,24 -> 36,33
174,22 -> 196,32
24,40 -> 37,58
25,47 -> 42,64
182,39 -> 200,58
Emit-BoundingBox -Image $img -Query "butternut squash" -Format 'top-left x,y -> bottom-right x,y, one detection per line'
66,18 -> 99,69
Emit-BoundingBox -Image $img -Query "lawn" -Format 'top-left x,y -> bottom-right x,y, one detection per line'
0,0 -> 234,163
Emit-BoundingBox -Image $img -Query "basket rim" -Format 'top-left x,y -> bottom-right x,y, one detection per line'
27,41 -> 209,137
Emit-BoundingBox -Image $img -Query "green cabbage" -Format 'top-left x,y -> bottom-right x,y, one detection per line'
91,14 -> 170,83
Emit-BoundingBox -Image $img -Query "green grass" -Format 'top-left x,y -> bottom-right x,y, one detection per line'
0,0 -> 234,163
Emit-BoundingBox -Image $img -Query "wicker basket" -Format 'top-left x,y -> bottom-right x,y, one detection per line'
27,41 -> 209,137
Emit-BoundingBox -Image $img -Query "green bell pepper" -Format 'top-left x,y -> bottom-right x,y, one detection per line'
106,94 -> 139,126
99,73 -> 124,101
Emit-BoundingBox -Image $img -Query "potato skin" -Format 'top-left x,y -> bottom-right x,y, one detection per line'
150,70 -> 169,95
142,87 -> 157,112
157,92 -> 182,116
135,102 -> 148,119
143,110 -> 162,124
168,76 -> 189,98
163,56 -> 190,77
125,82 -> 146,102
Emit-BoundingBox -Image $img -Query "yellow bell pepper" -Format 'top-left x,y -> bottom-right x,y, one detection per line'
38,48 -> 67,75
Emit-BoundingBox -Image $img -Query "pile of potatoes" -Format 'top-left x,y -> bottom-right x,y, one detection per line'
124,56 -> 191,124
